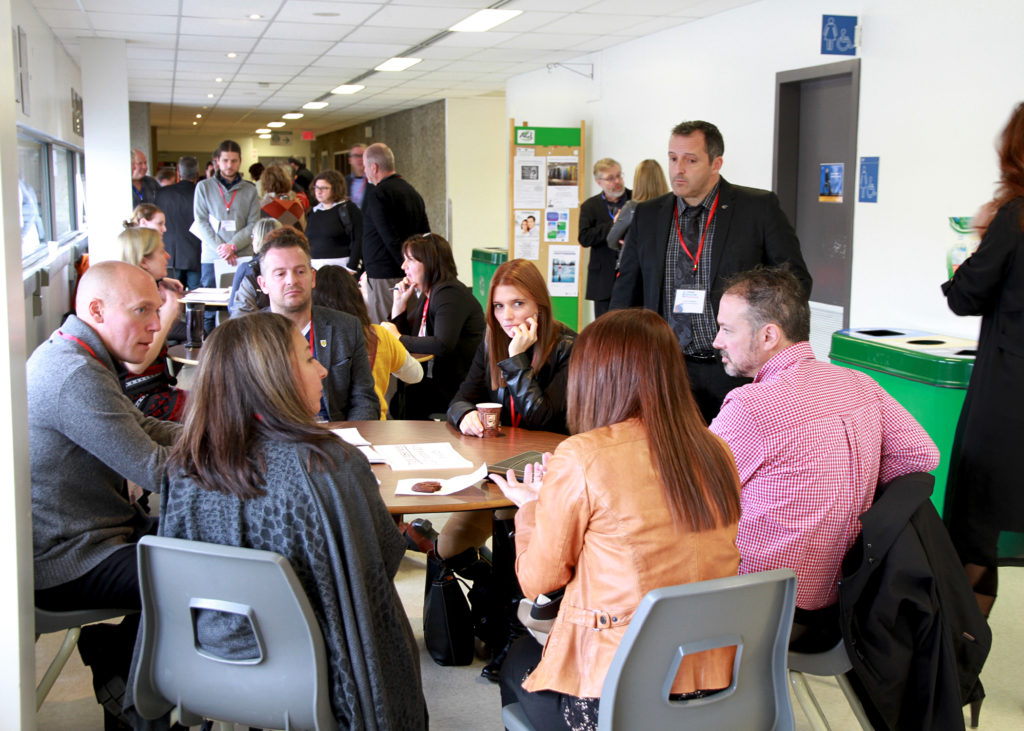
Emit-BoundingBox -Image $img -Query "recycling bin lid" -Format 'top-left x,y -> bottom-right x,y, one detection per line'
471,248 -> 508,264
829,328 -> 975,388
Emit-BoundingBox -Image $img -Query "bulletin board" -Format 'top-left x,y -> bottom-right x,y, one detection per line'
508,120 -> 586,331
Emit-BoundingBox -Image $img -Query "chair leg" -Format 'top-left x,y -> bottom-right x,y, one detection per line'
36,627 -> 82,710
835,673 -> 873,730
789,670 -> 831,731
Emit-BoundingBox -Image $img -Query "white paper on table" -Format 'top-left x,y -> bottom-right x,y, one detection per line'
359,446 -> 385,464
374,442 -> 474,471
394,464 -> 488,496
331,427 -> 370,446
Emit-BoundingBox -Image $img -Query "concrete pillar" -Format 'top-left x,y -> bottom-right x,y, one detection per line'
129,101 -> 152,168
81,37 -> 130,262
0,0 -> 37,724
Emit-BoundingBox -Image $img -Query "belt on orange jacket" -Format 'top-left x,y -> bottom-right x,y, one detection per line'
561,605 -> 634,630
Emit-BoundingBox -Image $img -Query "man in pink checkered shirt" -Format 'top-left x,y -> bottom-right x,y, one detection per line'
708,267 -> 939,649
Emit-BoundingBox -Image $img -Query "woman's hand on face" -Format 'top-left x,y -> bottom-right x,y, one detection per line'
459,410 -> 484,437
489,453 -> 550,507
507,316 -> 539,357
391,277 -> 416,318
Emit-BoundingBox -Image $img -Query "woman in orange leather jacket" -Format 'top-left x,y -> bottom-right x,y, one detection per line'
490,308 -> 742,730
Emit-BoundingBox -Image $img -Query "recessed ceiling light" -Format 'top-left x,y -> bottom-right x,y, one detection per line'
258,133 -> 272,139
207,93 -> 214,98
282,112 -> 304,120
303,101 -> 329,110
226,52 -> 237,59
331,84 -> 365,95
255,128 -> 271,134
449,8 -> 522,32
249,14 -> 262,20
215,77 -> 223,83
267,121 -> 285,128
375,57 -> 421,72
195,113 -> 202,118
192,121 -> 198,126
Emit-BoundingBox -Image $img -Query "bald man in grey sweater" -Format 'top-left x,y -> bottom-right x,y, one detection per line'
29,261 -> 180,724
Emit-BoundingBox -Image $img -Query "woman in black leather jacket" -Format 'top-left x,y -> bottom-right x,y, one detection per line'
447,259 -> 575,434
440,259 -> 576,682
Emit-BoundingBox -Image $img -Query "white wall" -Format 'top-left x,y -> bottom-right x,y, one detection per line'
445,96 -> 507,284
506,0 -> 1023,340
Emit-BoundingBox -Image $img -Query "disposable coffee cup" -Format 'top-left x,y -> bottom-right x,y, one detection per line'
476,402 -> 502,437
184,302 -> 205,348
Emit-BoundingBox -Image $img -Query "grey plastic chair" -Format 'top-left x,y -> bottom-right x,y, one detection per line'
788,638 -> 872,730
132,535 -> 337,731
503,568 -> 798,731
35,606 -> 136,710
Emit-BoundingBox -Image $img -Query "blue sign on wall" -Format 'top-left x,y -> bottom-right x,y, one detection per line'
822,15 -> 857,56
859,156 -> 879,203
819,163 -> 844,203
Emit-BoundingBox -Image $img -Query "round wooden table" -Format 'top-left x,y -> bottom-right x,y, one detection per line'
167,343 -> 202,366
326,420 -> 566,514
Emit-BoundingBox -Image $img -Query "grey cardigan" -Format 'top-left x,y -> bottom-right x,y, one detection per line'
28,315 -> 180,589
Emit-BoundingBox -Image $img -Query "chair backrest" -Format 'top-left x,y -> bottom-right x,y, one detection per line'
598,569 -> 797,731
133,535 -> 337,730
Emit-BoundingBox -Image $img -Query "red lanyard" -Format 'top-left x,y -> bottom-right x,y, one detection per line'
508,398 -> 522,428
308,322 -> 316,355
218,183 -> 238,212
57,330 -> 101,362
673,193 -> 720,272
418,295 -> 429,337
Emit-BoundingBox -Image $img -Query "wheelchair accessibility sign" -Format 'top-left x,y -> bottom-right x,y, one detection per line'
822,15 -> 857,56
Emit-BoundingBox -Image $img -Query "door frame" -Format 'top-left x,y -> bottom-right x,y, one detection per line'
772,58 -> 860,328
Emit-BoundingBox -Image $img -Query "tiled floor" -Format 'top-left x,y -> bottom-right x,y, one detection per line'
35,543 -> 1023,730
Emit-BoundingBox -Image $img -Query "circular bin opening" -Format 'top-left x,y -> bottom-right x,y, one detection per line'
857,329 -> 905,337
906,339 -> 945,345
956,349 -> 977,356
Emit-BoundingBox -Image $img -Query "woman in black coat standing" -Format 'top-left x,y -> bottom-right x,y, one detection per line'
943,101 -> 1024,618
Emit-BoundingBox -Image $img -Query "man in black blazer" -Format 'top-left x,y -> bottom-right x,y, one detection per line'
155,156 -> 202,290
611,120 -> 811,422
579,157 -> 631,317
361,142 -> 430,323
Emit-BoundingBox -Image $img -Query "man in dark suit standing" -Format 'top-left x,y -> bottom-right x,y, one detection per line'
155,156 -> 202,290
579,157 -> 631,318
361,142 -> 430,323
611,120 -> 811,423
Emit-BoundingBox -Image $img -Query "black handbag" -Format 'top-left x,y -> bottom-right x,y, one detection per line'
423,555 -> 474,666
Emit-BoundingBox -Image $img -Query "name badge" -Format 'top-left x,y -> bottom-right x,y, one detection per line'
673,289 -> 706,314
219,219 -> 237,233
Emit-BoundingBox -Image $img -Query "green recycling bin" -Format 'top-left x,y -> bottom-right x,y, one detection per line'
829,328 -> 976,515
471,247 -> 507,312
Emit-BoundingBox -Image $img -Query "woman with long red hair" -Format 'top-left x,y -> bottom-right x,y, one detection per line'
490,309 -> 742,730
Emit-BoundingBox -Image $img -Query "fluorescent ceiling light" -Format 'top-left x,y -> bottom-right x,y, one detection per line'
248,14 -> 262,20
226,52 -> 237,58
255,128 -> 271,133
303,101 -> 329,109
375,57 -> 421,72
449,8 -> 522,32
258,133 -> 272,139
267,121 -> 285,128
331,84 -> 365,95
282,112 -> 304,120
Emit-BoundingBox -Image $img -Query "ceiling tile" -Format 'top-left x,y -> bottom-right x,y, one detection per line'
262,21 -> 356,41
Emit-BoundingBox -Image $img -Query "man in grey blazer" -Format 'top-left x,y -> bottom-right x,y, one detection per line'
611,120 -> 811,423
257,227 -> 379,421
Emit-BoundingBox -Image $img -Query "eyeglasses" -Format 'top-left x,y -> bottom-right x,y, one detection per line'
598,172 -> 623,183
313,184 -> 332,191
349,153 -> 363,158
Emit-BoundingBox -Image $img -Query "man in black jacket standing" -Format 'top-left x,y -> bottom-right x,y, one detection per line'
155,156 -> 202,290
579,157 -> 631,318
361,142 -> 430,323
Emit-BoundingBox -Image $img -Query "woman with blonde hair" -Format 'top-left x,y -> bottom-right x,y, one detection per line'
229,217 -> 282,317
606,159 -> 669,252
259,164 -> 306,231
492,309 -> 741,729
115,226 -> 186,420
156,311 -> 427,729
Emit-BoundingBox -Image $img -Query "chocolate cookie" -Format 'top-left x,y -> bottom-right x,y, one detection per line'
412,481 -> 442,493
